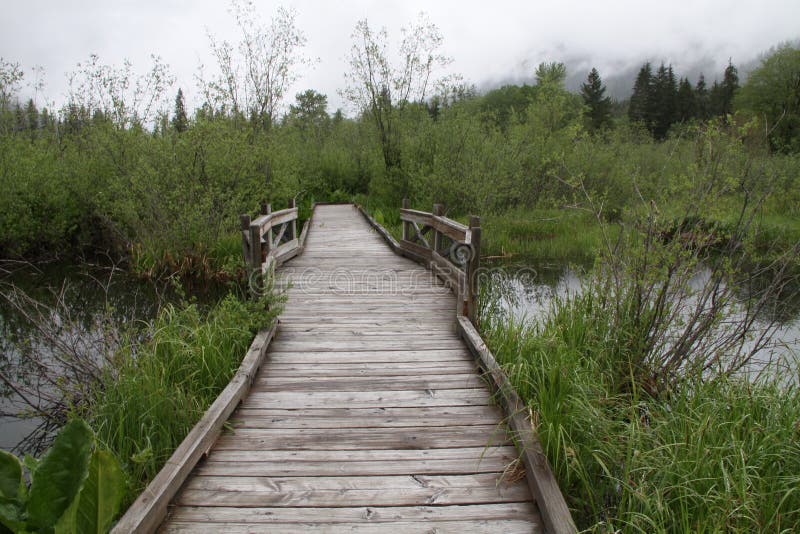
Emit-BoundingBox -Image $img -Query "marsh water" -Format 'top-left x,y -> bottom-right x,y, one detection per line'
0,262 -> 224,452
482,256 -> 800,377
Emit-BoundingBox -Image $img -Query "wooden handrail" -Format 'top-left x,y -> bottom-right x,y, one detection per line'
240,199 -> 302,282
397,200 -> 481,325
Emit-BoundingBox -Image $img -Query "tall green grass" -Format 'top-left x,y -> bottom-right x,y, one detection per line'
84,292 -> 281,508
481,208 -> 608,260
481,290 -> 800,531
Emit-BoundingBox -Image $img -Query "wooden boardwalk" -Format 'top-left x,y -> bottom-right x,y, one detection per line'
160,205 -> 543,532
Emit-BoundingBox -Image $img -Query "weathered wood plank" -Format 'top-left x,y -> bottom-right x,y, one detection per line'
162,519 -> 539,533
196,455 -> 516,476
265,350 -> 473,364
177,473 -> 531,507
230,405 -> 503,427
241,389 -> 493,409
166,502 -> 539,523
253,374 -> 485,392
262,361 -> 478,376
207,446 -> 518,464
268,339 -> 465,352
213,425 -> 511,450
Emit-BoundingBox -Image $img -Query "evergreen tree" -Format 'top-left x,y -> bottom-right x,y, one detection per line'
651,63 -> 678,139
720,60 -> 739,117
676,77 -> 696,123
581,68 -> 612,131
628,63 -> 653,127
24,98 -> 38,131
708,61 -> 739,119
709,80 -> 724,117
13,103 -> 25,132
172,88 -> 188,133
695,74 -> 709,120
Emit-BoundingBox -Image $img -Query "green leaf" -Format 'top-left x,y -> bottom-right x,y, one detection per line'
0,496 -> 26,533
0,451 -> 22,501
27,420 -> 93,530
58,450 -> 126,534
22,456 -> 38,479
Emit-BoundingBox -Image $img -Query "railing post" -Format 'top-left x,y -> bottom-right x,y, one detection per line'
249,222 -> 262,270
240,214 -> 251,267
401,198 -> 409,241
260,203 -> 272,259
466,215 -> 481,325
432,203 -> 443,254
288,198 -> 297,241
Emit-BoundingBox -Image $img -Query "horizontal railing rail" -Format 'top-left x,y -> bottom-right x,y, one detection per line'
239,199 -> 302,279
398,200 -> 481,324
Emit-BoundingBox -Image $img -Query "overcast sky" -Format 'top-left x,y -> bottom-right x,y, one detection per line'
1,0 -> 798,113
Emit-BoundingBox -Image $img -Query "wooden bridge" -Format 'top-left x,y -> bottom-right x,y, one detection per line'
113,203 -> 574,533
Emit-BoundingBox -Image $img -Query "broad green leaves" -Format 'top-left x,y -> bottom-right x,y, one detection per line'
27,420 -> 93,529
0,419 -> 126,534
55,450 -> 125,534
0,452 -> 23,501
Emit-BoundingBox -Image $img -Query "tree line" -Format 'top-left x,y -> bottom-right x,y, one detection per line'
580,44 -> 800,152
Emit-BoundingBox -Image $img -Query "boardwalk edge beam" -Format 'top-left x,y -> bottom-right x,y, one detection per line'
458,316 -> 577,534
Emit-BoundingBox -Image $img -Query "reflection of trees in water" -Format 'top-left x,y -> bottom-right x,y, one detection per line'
479,258 -> 590,322
0,262 -> 201,453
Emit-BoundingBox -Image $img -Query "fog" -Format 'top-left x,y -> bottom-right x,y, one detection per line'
1,0 -> 798,111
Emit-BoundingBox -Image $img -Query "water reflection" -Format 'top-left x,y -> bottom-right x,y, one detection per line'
0,262 -> 226,452
480,257 -> 589,319
481,256 -> 800,377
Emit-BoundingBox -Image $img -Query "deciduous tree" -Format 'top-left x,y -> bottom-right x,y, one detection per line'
535,62 -> 567,87
342,13 -> 455,198
199,1 -> 310,129
735,44 -> 800,152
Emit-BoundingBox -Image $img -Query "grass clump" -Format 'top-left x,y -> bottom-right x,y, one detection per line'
482,290 -> 800,531
481,208 -> 606,261
84,289 -> 281,508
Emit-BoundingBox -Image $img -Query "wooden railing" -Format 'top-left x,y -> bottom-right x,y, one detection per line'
239,199 -> 301,275
398,199 -> 482,324
360,200 -> 577,532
